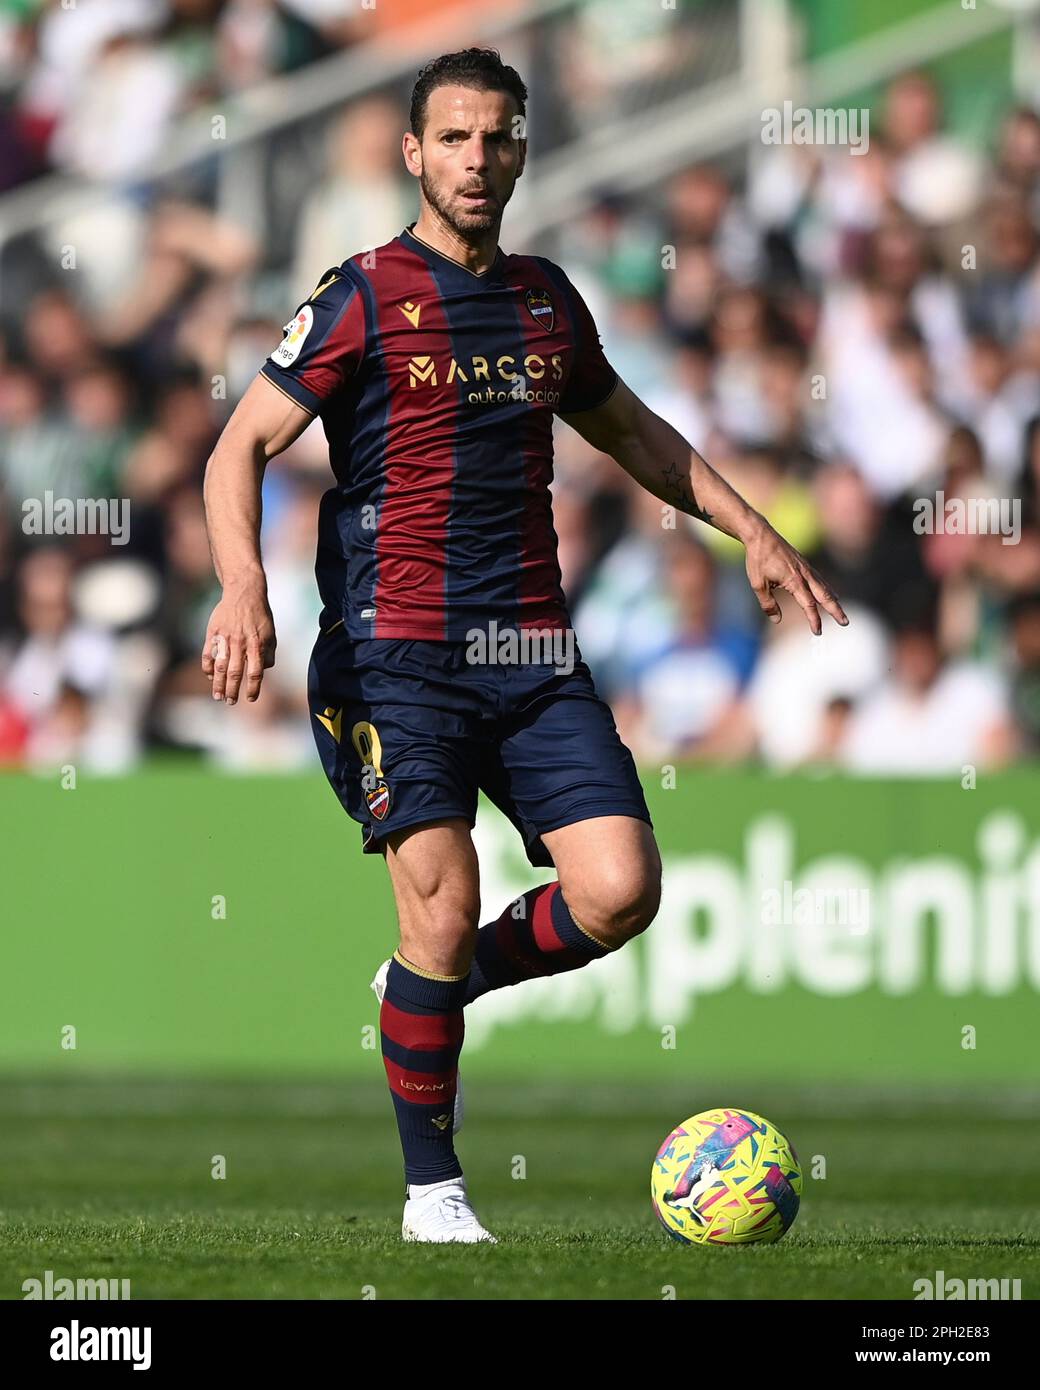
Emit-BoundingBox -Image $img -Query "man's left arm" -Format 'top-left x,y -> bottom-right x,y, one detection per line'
560,376 -> 849,635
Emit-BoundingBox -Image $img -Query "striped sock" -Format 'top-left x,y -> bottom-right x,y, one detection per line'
464,882 -> 611,1005
380,952 -> 467,1186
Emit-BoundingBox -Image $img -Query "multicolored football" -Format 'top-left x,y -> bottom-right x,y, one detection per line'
651,1107 -> 802,1245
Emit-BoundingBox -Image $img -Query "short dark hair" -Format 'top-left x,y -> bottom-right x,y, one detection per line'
409,47 -> 527,140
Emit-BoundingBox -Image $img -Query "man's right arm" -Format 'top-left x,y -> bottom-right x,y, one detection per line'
203,267 -> 365,703
201,373 -> 315,704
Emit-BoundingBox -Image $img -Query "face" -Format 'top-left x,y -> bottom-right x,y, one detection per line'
1013,607 -> 1040,665
895,631 -> 941,693
665,541 -> 715,626
404,84 -> 525,237
816,465 -> 876,551
19,550 -> 73,637
1001,112 -> 1040,180
884,75 -> 938,147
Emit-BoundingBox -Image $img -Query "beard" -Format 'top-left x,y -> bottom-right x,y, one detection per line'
419,166 -> 515,237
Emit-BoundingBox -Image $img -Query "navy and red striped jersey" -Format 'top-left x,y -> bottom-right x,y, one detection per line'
259,223 -> 618,640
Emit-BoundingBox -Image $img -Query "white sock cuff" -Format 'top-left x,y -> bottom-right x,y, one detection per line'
408,1175 -> 465,1199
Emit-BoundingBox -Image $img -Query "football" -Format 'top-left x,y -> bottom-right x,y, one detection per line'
651,1107 -> 802,1246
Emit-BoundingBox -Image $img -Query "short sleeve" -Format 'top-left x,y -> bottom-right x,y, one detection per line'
557,278 -> 618,416
259,267 -> 365,415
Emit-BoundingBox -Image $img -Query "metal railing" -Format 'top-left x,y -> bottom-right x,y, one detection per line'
0,0 -> 737,267
0,0 -> 1030,280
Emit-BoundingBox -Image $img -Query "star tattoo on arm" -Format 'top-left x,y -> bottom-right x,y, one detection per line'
661,462 -> 714,525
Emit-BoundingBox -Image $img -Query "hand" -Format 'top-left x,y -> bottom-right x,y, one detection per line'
744,521 -> 848,635
201,578 -> 277,703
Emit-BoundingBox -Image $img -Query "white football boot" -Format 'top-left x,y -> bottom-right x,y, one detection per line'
401,1175 -> 497,1244
369,957 -> 464,1135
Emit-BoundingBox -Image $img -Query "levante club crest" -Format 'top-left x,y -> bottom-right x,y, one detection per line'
365,779 -> 392,821
525,287 -> 554,332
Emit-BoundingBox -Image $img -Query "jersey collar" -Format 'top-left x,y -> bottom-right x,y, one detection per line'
401,224 -> 504,282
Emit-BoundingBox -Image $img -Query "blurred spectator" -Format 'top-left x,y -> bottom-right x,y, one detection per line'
700,446 -> 819,587
642,335 -> 715,453
98,200 -> 259,355
0,548 -> 116,767
50,29 -> 184,182
572,483 -> 671,703
994,106 -> 1040,220
561,0 -> 700,138
613,532 -> 757,762
967,191 -> 1040,348
808,462 -> 933,630
841,614 -> 1014,774
881,70 -> 983,227
1007,591 -> 1040,754
156,485 -> 221,689
958,332 -> 1040,482
289,97 -> 415,299
746,591 -> 887,770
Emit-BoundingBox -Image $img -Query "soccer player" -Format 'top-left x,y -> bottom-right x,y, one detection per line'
201,48 -> 847,1243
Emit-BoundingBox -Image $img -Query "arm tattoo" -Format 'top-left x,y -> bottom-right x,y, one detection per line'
660,462 -> 714,525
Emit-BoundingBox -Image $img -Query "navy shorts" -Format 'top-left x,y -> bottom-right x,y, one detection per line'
307,622 -> 652,868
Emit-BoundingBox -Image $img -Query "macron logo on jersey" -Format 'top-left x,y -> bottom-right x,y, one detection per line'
309,273 -> 340,299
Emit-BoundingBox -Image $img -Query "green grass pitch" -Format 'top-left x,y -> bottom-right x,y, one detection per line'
1,1078 -> 1037,1300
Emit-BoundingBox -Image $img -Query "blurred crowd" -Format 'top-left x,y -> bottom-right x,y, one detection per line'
561,75 -> 1040,774
0,0 -> 518,190
2,3 -> 1040,775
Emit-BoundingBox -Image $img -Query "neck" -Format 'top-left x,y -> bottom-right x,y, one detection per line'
411,206 -> 500,274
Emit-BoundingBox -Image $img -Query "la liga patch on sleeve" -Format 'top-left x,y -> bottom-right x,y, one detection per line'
270,304 -> 314,367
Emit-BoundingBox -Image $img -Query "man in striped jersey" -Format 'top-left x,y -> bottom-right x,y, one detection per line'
202,48 -> 847,1243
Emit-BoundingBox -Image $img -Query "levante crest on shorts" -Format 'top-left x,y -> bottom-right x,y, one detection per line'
525,287 -> 554,332
350,720 -> 391,821
365,779 -> 392,821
